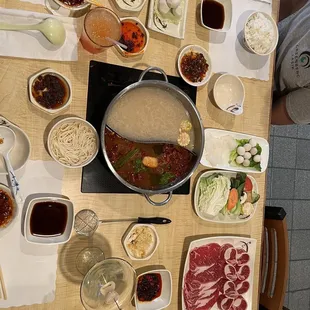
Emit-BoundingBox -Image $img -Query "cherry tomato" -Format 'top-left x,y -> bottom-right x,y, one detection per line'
244,177 -> 253,192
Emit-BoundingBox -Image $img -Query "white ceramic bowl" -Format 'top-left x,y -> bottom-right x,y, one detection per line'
123,224 -> 159,261
115,17 -> 149,58
135,269 -> 172,310
0,116 -> 31,174
178,45 -> 212,87
200,0 -> 232,32
47,116 -> 99,169
0,184 -> 18,238
24,196 -> 74,245
244,11 -> 279,56
28,68 -> 72,115
213,73 -> 245,115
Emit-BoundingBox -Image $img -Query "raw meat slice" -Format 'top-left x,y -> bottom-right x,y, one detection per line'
217,294 -> 234,310
223,281 -> 238,299
232,296 -> 248,310
183,282 -> 219,310
224,265 -> 237,281
220,243 -> 234,260
224,247 -> 237,266
236,280 -> 250,295
218,278 -> 229,293
190,243 -> 221,272
236,253 -> 250,265
237,265 -> 250,281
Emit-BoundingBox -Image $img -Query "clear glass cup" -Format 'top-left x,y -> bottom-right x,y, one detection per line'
80,7 -> 122,54
76,247 -> 105,275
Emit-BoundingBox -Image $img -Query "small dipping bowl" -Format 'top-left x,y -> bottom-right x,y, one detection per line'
24,196 -> 74,245
200,0 -> 232,32
28,68 -> 72,115
115,17 -> 149,58
178,45 -> 212,87
135,269 -> 172,310
213,73 -> 245,115
244,11 -> 279,56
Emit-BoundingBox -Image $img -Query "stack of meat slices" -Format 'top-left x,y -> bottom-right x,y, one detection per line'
183,243 -> 251,310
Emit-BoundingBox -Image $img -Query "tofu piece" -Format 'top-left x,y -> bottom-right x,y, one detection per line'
142,156 -> 159,168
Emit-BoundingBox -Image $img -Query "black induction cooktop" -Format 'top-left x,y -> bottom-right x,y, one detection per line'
81,61 -> 197,194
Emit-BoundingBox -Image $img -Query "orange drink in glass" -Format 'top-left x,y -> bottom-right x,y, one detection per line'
80,7 -> 122,54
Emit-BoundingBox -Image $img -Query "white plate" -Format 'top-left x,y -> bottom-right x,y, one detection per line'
201,128 -> 269,173
114,0 -> 148,12
182,236 -> 257,310
147,0 -> 189,39
0,184 -> 18,238
123,224 -> 159,261
177,45 -> 212,87
0,116 -> 31,175
194,170 -> 258,224
135,269 -> 172,310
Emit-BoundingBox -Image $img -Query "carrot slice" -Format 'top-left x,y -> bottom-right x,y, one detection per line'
227,188 -> 239,211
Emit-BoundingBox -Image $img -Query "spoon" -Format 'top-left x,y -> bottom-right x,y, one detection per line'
0,126 -> 22,203
105,37 -> 128,50
0,18 -> 66,46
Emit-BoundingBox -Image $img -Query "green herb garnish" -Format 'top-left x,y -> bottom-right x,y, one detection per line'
114,148 -> 139,169
134,159 -> 147,173
159,172 -> 175,185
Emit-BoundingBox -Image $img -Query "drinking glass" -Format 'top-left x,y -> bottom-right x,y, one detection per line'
80,7 -> 122,54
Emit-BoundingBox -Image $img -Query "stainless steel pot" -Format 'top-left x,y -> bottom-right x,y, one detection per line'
46,0 -> 91,17
101,67 -> 205,206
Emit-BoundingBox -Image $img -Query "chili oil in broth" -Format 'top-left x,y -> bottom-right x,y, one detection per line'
105,127 -> 197,190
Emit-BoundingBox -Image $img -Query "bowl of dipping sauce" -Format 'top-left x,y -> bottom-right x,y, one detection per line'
0,184 -> 18,238
123,224 -> 159,261
135,270 -> 172,310
28,68 -> 72,115
24,197 -> 74,245
200,0 -> 232,32
115,17 -> 149,58
46,0 -> 91,17
178,45 -> 212,87
213,73 -> 245,115
244,11 -> 279,56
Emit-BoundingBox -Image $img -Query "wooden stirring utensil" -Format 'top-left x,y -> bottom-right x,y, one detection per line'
0,265 -> 7,300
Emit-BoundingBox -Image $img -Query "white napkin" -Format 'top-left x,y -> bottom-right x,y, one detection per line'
0,8 -> 78,61
208,0 -> 273,81
0,160 -> 64,308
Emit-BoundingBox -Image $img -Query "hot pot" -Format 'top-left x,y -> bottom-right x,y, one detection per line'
101,67 -> 205,206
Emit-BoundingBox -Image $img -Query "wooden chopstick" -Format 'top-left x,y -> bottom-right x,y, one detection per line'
0,266 -> 7,300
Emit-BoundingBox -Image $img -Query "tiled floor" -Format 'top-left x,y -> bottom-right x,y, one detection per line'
267,124 -> 310,310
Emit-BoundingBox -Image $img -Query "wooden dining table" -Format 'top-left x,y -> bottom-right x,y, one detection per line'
0,0 -> 279,309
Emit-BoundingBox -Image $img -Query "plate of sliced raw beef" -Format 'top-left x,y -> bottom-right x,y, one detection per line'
182,236 -> 256,310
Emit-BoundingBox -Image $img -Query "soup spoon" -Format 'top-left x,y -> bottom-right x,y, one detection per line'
0,18 -> 66,46
0,126 -> 22,203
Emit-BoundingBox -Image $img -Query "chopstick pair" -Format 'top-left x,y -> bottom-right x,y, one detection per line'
0,265 -> 7,300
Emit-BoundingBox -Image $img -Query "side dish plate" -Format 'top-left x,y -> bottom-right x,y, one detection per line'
182,236 -> 256,310
0,115 -> 31,175
201,128 -> 269,173
194,170 -> 259,224
147,0 -> 189,39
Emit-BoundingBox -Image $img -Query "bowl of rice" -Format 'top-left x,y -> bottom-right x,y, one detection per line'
47,117 -> 99,168
244,11 -> 279,56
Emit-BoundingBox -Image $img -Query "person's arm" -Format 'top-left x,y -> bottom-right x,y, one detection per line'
272,95 -> 295,125
272,88 -> 310,125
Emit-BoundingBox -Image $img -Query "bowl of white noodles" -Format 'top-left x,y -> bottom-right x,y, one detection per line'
47,117 -> 99,168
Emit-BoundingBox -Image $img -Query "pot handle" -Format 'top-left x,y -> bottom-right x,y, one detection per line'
138,67 -> 169,83
144,192 -> 172,207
